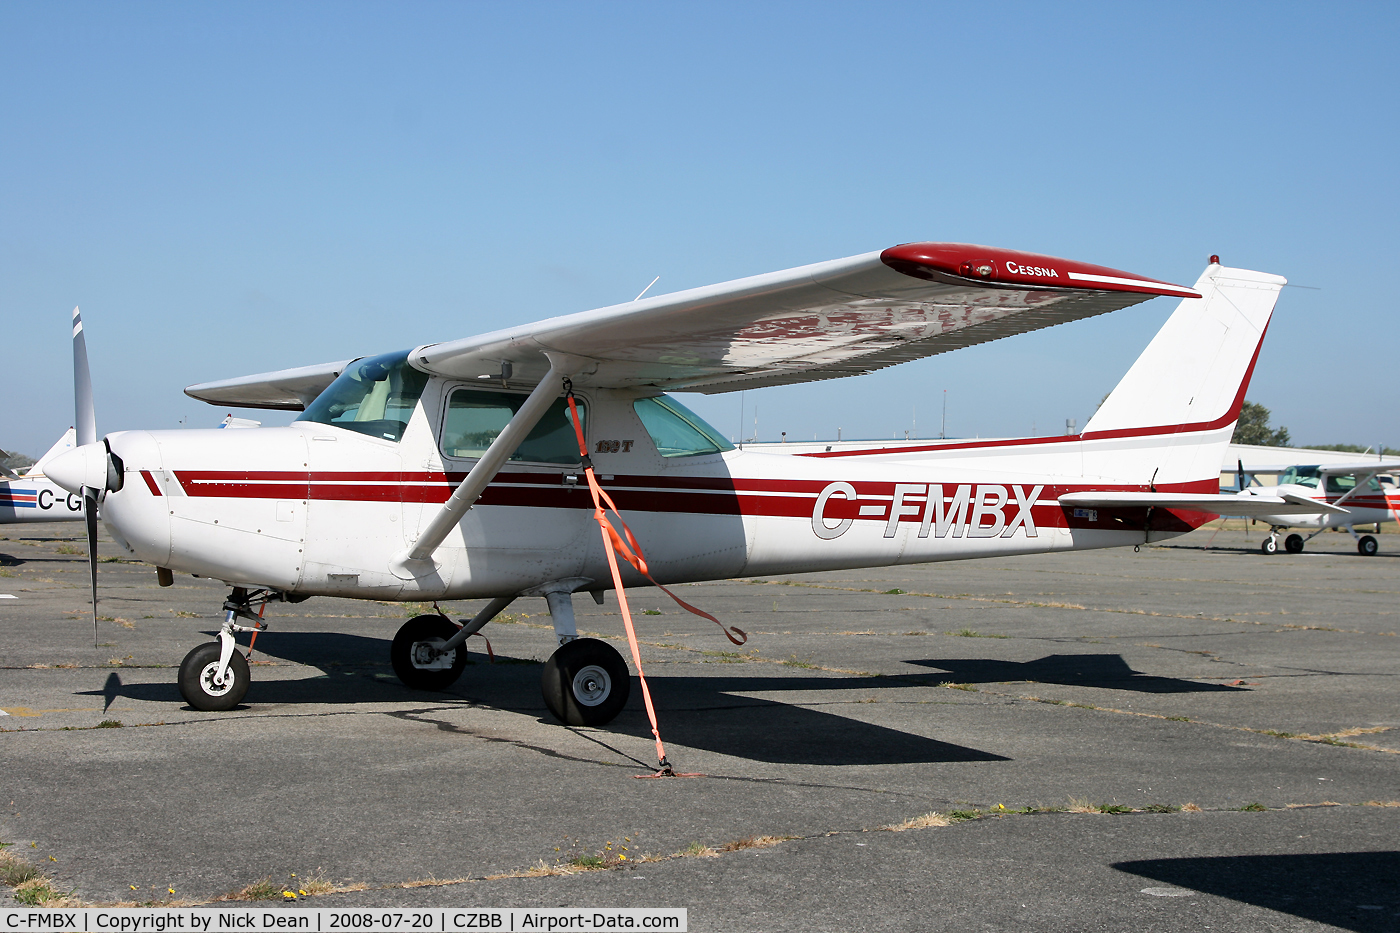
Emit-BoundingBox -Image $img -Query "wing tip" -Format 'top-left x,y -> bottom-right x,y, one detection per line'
881,242 -> 1200,299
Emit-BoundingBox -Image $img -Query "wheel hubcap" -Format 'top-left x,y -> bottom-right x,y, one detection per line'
572,664 -> 611,706
199,662 -> 234,697
411,639 -> 453,670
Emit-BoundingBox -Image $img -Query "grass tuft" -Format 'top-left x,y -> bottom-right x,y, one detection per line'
1181,802 -> 1203,812
947,810 -> 981,822
679,842 -> 717,858
882,812 -> 950,832
1238,802 -> 1267,812
1141,804 -> 1181,813
718,835 -> 790,852
96,720 -> 123,729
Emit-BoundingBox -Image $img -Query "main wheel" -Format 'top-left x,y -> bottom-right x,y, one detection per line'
391,615 -> 469,691
1261,537 -> 1278,554
541,638 -> 630,726
178,642 -> 250,711
1284,534 -> 1304,554
1358,535 -> 1379,556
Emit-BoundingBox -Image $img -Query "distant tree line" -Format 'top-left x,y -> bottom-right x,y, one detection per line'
1231,401 -> 1393,454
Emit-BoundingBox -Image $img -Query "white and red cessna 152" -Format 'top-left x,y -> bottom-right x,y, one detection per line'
46,243 -> 1327,754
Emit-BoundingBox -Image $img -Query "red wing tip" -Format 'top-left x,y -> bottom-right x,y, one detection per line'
881,242 -> 1200,298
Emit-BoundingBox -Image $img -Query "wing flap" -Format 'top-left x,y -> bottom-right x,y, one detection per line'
1058,491 -> 1349,516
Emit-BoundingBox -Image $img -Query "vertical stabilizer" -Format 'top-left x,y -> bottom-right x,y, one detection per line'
1081,262 -> 1286,485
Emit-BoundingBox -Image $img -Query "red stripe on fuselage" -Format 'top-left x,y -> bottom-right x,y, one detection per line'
167,469 -> 1217,532
140,471 -> 163,496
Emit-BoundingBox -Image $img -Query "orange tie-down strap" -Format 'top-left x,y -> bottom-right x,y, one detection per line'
565,386 -> 745,777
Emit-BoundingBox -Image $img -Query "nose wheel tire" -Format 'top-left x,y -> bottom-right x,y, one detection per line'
1358,535 -> 1379,556
178,642 -> 250,711
542,638 -> 630,727
1260,537 -> 1277,554
391,615 -> 470,691
1284,534 -> 1305,554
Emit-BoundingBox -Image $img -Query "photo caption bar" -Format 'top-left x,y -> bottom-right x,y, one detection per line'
1,909 -> 686,933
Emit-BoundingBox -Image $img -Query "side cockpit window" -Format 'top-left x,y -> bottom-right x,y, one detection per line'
440,389 -> 585,465
298,351 -> 428,443
633,395 -> 734,458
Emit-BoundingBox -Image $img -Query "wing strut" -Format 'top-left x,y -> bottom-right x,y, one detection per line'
389,364 -> 565,580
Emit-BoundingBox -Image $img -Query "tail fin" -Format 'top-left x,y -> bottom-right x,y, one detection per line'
1081,262 -> 1286,486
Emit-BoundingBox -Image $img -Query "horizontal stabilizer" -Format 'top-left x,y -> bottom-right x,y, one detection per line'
1058,491 -> 1349,516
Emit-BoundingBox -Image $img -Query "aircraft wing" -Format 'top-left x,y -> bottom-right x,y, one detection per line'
1058,491 -> 1350,516
1315,460 -> 1400,476
185,360 -> 353,411
409,243 -> 1198,394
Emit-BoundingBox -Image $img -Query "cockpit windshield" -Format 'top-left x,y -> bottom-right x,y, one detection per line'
1279,466 -> 1321,489
298,350 -> 428,443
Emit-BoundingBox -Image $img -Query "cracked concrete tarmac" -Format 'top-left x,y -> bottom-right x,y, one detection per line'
1,520 -> 1397,930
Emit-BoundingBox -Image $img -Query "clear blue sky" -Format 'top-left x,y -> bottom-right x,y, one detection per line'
3,1 -> 1396,457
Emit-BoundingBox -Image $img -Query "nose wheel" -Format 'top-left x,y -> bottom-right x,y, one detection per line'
541,638 -> 630,726
179,642 -> 250,711
391,614 -> 470,691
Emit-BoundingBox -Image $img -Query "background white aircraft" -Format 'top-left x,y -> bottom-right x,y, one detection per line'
1232,455 -> 1399,555
0,428 -> 86,524
46,245 -> 1323,765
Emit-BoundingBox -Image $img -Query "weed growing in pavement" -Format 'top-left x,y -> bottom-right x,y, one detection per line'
939,682 -> 978,691
881,812 -> 950,831
1181,803 -> 1203,812
946,628 -> 1008,638
1097,804 -> 1133,814
1238,802 -> 1267,811
1141,804 -> 1181,813
719,835 -> 791,851
884,589 -> 906,595
947,810 -> 981,822
96,720 -> 123,728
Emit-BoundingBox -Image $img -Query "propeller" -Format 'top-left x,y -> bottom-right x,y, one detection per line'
73,306 -> 100,647
1237,458 -> 1248,492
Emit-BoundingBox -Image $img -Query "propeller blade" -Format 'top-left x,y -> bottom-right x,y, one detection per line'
84,486 -> 99,647
1237,458 -> 1247,491
73,307 -> 97,447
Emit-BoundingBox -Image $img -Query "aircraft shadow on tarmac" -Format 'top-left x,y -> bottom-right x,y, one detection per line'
84,631 -> 1008,767
907,654 -> 1247,693
1116,852 -> 1400,932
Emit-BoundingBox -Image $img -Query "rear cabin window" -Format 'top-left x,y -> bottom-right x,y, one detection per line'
441,389 -> 585,465
633,395 -> 734,458
298,350 -> 428,443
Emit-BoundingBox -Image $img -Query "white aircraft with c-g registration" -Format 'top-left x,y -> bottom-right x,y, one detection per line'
44,243 -> 1323,760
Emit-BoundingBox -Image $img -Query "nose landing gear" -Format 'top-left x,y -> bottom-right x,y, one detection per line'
178,586 -> 276,711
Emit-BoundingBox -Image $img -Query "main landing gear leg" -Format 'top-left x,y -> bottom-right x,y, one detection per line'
178,586 -> 270,711
537,584 -> 630,727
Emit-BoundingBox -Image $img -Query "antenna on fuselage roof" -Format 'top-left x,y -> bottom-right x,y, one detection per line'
633,276 -> 661,302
